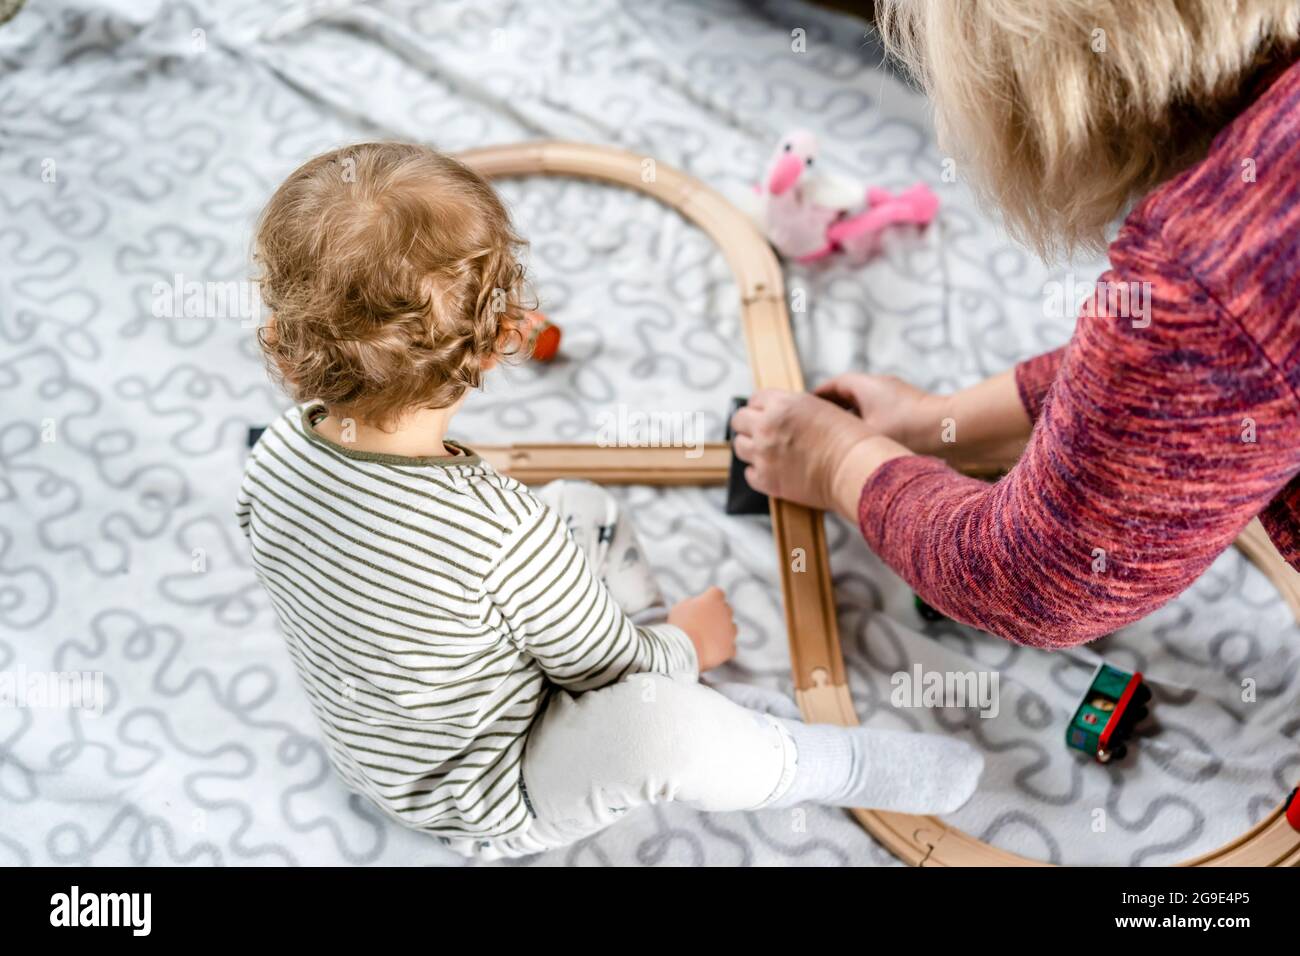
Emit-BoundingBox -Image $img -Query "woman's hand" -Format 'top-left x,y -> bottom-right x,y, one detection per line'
814,373 -> 951,455
816,370 -> 1035,473
668,586 -> 738,671
729,389 -> 912,518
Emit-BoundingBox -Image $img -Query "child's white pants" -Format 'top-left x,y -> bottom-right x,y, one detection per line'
497,481 -> 798,856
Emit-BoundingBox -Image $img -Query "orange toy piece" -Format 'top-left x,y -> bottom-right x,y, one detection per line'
522,310 -> 561,362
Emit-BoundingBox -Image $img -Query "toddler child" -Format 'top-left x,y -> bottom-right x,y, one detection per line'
237,142 -> 983,859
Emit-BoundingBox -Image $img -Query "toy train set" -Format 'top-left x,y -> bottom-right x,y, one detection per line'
1065,663 -> 1150,763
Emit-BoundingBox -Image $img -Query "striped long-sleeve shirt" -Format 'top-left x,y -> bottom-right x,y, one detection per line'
235,404 -> 696,855
859,56 -> 1300,649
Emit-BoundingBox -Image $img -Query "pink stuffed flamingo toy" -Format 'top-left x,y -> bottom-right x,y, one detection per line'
747,130 -> 846,260
744,130 -> 939,263
828,183 -> 939,260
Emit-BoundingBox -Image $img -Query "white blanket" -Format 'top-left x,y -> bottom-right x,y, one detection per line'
1,0 -> 1295,866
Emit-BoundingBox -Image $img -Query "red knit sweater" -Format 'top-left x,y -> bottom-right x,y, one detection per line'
858,59 -> 1300,649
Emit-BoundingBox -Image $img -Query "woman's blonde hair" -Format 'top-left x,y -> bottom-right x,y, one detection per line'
877,0 -> 1300,258
255,143 -> 530,427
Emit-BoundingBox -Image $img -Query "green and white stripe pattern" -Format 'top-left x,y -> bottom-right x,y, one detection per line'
235,405 -> 697,855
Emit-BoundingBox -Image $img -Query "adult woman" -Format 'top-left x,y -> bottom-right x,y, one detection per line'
731,0 -> 1300,648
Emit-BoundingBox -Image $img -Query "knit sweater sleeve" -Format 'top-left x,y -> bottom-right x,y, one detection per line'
858,223 -> 1300,648
1014,346 -> 1066,421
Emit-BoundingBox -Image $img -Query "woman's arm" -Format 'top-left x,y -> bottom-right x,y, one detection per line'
1014,346 -> 1066,422
930,368 -> 1033,474
857,248 -> 1300,647
816,359 -> 1056,476
735,229 -> 1300,648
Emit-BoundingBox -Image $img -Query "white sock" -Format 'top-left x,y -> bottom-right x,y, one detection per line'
705,681 -> 804,720
765,720 -> 983,815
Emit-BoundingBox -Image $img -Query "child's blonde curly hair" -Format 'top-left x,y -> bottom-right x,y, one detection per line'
254,142 -> 530,426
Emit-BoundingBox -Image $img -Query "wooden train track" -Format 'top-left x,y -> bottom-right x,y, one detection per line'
460,141 -> 1300,867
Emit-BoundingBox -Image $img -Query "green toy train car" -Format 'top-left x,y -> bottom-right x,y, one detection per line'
1067,663 -> 1151,763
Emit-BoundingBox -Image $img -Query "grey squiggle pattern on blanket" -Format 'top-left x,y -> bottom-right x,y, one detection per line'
1,0 -> 1296,867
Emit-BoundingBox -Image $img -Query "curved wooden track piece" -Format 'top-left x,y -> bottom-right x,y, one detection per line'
458,141 -> 1300,867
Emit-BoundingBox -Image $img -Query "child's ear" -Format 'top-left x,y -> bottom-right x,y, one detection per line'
487,315 -> 524,367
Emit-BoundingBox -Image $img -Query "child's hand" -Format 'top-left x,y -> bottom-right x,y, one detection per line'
668,587 -> 738,671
